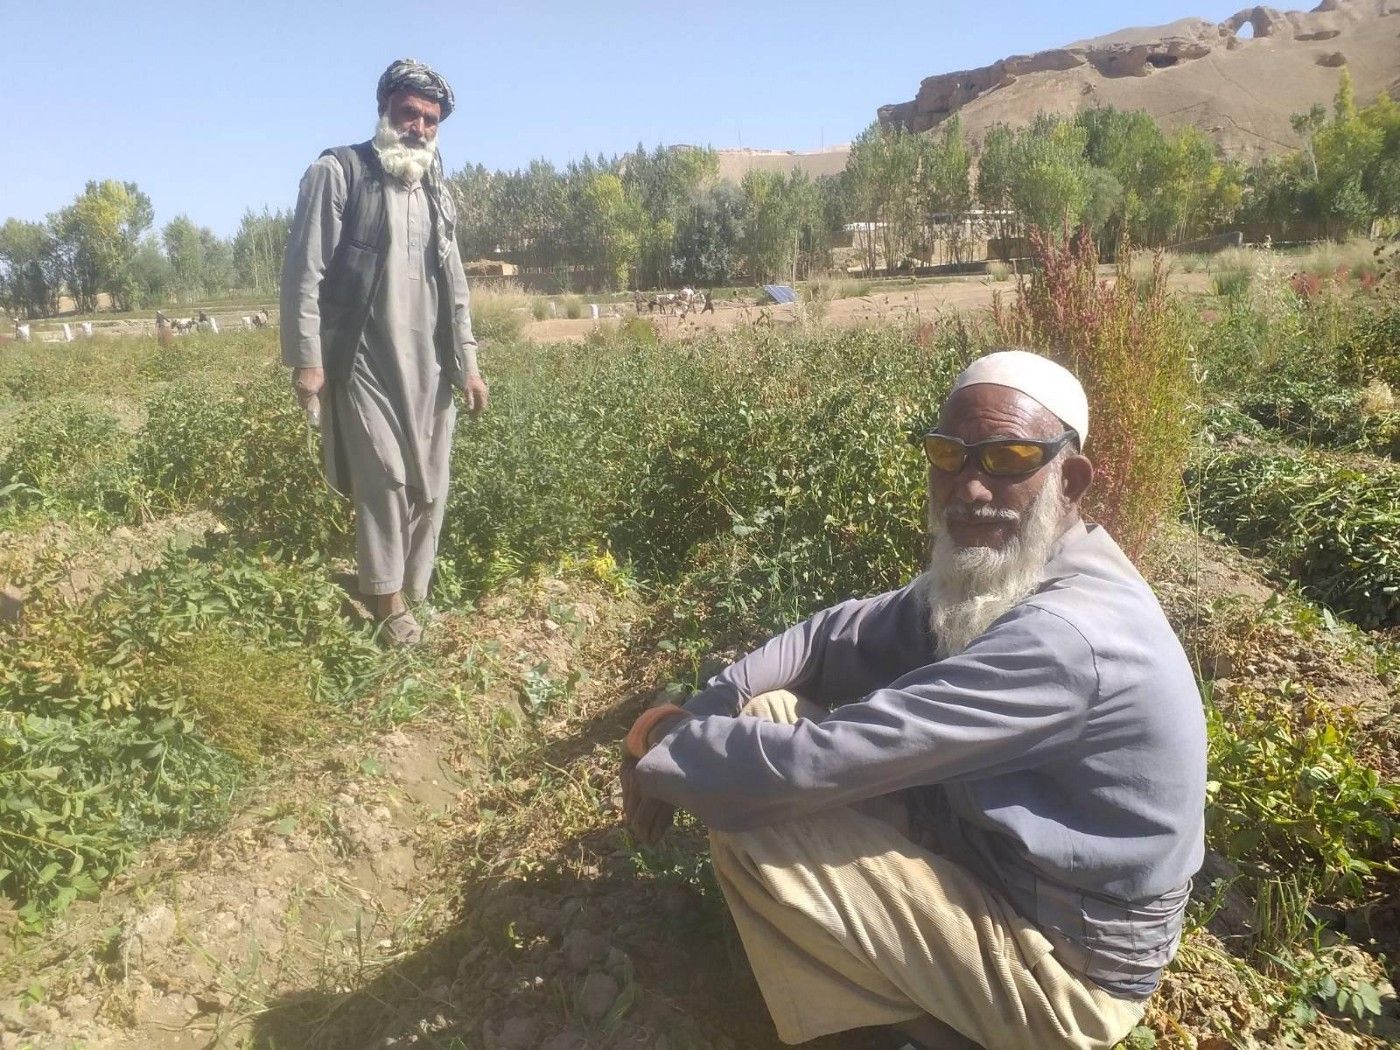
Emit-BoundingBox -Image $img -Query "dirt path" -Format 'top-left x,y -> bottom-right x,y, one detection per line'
521,272 -> 1216,344
0,573 -> 655,1049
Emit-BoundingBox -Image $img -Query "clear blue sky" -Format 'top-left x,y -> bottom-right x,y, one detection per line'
3,0 -> 1252,238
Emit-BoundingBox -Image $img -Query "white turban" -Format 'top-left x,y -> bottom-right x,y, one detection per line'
948,350 -> 1089,448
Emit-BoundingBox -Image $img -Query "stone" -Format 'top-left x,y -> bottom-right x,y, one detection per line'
0,585 -> 26,624
562,929 -> 606,974
121,904 -> 178,958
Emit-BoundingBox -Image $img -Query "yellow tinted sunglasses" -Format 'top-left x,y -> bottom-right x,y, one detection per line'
916,431 -> 1077,477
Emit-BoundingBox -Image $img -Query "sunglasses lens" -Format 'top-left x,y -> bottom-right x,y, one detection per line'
922,435 -> 966,472
981,442 -> 1046,475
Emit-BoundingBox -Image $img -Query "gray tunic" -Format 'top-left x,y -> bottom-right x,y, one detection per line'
636,521 -> 1207,998
280,155 -> 478,501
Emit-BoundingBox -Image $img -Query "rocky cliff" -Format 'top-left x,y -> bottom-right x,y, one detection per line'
878,0 -> 1400,161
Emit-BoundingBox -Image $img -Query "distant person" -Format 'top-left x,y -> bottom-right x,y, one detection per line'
700,290 -> 714,314
280,57 -> 489,647
620,350 -> 1205,1050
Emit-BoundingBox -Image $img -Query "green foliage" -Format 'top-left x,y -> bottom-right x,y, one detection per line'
162,214 -> 233,302
0,399 -> 128,515
993,231 -> 1197,560
439,325 -> 973,636
0,542 -> 384,917
123,370 -> 351,556
1246,77 -> 1400,238
738,169 -> 825,283
1078,107 -> 1243,247
1190,443 -> 1400,627
1206,683 -> 1397,913
575,172 -> 642,291
0,218 -> 61,319
1212,265 -> 1253,298
1236,374 -> 1400,458
469,284 -> 527,342
231,207 -> 292,295
1259,946 -> 1386,1028
48,179 -> 154,312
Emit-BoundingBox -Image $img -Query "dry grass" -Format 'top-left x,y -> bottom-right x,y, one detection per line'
469,279 -> 532,342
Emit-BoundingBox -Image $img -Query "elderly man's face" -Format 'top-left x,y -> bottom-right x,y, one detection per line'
384,90 -> 442,147
928,384 -> 1088,551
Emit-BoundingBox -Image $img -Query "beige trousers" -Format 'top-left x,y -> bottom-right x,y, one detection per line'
709,690 -> 1146,1048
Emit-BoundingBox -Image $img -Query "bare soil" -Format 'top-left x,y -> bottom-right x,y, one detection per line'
2,529 -> 1396,1049
520,272 -> 1215,345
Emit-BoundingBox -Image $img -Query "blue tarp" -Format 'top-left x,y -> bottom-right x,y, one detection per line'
763,284 -> 798,305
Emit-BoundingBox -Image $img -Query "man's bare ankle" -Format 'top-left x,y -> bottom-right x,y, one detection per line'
373,592 -> 407,619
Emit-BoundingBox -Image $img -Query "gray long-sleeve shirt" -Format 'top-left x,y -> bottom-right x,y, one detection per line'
636,521 -> 1207,998
280,155 -> 478,498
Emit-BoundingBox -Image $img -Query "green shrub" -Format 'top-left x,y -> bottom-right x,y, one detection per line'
1236,375 -> 1400,459
0,541 -> 384,918
1190,443 -> 1400,628
0,400 -> 129,514
1212,266 -> 1253,298
993,231 -> 1196,561
1205,681 -> 1397,950
124,371 -> 352,557
562,296 -> 584,320
471,296 -> 526,343
439,324 -> 976,635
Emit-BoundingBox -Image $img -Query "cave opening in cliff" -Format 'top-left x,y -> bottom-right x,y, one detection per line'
1146,54 -> 1180,68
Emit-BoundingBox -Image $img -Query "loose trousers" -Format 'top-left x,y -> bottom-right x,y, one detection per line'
331,384 -> 449,602
709,690 -> 1146,1048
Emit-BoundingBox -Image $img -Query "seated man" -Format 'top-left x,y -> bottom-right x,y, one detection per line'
621,349 -> 1206,1050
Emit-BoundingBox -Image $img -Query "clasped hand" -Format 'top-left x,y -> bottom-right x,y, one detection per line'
620,705 -> 691,845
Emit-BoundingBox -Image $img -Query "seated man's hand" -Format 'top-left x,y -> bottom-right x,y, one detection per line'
620,704 -> 692,845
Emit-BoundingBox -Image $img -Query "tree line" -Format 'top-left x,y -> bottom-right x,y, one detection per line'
2,74 -> 1396,317
0,195 -> 291,320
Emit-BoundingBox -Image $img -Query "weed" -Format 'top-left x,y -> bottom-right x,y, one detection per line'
992,231 -> 1197,561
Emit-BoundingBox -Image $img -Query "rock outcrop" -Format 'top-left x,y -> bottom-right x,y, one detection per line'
878,0 -> 1400,162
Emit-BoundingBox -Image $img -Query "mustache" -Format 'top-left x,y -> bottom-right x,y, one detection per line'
943,503 -> 1021,525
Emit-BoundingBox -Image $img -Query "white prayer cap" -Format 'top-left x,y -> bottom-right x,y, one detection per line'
947,350 -> 1089,447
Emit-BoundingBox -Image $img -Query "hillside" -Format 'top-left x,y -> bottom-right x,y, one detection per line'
878,0 -> 1400,164
709,0 -> 1399,181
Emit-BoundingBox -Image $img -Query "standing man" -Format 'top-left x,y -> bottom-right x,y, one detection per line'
621,350 -> 1205,1049
281,58 -> 488,646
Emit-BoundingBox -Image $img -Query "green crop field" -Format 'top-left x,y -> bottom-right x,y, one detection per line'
0,243 -> 1396,1049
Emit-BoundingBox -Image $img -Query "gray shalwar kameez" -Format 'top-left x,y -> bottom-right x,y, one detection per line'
281,155 -> 478,600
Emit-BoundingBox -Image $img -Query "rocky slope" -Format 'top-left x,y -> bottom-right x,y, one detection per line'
878,0 -> 1400,164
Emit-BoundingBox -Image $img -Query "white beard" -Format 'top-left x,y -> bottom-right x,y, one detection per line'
373,115 -> 439,185
922,468 -> 1067,659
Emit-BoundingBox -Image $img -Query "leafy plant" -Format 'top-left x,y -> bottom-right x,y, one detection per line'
1190,442 -> 1400,627
1205,681 -> 1397,928
992,230 -> 1197,560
